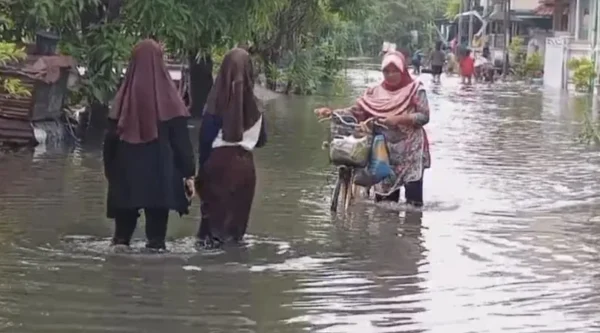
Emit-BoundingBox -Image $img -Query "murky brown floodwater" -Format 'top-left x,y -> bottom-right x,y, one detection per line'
2,70 -> 600,332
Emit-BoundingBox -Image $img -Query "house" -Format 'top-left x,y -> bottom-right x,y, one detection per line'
538,0 -> 599,91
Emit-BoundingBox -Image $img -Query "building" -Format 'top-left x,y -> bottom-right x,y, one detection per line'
538,0 -> 599,91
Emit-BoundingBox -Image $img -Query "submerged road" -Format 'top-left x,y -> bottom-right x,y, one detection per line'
1,71 -> 600,332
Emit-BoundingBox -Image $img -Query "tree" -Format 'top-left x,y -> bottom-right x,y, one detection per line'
0,0 -> 447,125
124,0 -> 282,116
3,0 -> 282,120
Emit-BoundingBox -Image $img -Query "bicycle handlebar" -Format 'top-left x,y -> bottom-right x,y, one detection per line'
318,111 -> 389,130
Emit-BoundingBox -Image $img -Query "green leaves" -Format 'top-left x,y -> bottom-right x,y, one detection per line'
0,41 -> 25,65
0,42 -> 30,97
568,57 -> 596,92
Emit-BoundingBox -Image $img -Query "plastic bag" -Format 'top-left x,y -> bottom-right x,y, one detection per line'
354,135 -> 393,187
329,134 -> 371,168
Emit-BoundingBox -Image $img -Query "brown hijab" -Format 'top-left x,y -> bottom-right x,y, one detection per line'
109,39 -> 189,144
204,48 -> 260,142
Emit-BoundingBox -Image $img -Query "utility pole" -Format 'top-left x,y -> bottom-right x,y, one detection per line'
468,0 -> 474,47
590,0 -> 599,93
458,0 -> 464,52
502,0 -> 510,79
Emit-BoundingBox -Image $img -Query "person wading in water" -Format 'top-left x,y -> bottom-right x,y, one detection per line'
195,48 -> 267,248
429,41 -> 445,83
315,51 -> 431,208
103,39 -> 195,252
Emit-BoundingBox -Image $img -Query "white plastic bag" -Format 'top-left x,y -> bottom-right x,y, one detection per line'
329,134 -> 371,168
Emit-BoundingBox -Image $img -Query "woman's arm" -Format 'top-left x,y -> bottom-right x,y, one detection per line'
411,89 -> 430,127
335,104 -> 371,122
197,113 -> 222,170
168,117 -> 196,179
256,116 -> 267,148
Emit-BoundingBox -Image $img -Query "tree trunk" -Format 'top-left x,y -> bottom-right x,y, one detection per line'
87,102 -> 109,137
260,50 -> 280,91
188,52 -> 213,118
80,3 -> 109,130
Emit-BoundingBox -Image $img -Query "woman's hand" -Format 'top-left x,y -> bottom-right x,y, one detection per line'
378,114 -> 412,127
184,177 -> 196,200
314,107 -> 332,119
355,120 -> 371,134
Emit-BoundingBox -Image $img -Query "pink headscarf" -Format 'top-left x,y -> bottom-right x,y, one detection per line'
357,51 -> 421,117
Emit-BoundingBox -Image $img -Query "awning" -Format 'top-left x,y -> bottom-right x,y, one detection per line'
533,3 -> 569,16
485,11 -> 524,21
453,10 -> 485,22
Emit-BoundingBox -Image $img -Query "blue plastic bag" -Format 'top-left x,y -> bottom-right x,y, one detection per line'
354,135 -> 393,187
369,134 -> 393,182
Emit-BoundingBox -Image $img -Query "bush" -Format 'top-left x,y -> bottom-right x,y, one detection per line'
568,57 -> 596,92
525,51 -> 543,78
0,42 -> 30,97
509,37 -> 527,77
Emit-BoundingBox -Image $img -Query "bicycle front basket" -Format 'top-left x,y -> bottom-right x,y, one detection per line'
329,134 -> 371,168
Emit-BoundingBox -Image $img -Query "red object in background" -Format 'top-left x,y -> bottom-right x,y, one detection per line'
460,56 -> 475,77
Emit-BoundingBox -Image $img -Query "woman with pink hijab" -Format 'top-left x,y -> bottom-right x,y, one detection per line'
315,51 -> 430,207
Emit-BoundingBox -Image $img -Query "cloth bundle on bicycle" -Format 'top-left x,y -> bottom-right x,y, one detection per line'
329,134 -> 371,168
354,134 -> 393,187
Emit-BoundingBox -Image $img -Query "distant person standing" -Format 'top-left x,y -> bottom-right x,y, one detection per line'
412,49 -> 423,75
526,29 -> 540,60
429,41 -> 445,83
460,49 -> 475,85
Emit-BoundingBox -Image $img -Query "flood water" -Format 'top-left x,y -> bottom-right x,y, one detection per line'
2,70 -> 600,332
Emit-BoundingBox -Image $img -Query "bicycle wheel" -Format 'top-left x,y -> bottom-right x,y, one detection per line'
330,171 -> 342,212
339,167 -> 353,211
344,171 -> 354,211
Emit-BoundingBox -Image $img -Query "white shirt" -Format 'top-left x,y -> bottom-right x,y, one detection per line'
212,115 -> 262,151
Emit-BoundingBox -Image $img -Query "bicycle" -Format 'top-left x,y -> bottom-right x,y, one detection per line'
321,112 -> 387,212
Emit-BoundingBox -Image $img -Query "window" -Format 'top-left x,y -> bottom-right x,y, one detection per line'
578,0 -> 590,40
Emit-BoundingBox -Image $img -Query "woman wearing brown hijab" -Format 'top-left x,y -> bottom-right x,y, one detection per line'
196,48 -> 267,247
103,39 -> 195,251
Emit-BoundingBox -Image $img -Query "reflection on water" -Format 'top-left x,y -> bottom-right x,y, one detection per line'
2,73 -> 600,332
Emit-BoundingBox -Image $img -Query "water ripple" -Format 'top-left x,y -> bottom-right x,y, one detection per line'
1,73 -> 600,332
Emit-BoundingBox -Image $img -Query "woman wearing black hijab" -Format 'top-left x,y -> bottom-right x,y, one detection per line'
103,39 -> 195,251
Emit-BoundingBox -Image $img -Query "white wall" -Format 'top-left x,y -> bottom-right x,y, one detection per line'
510,0 -> 539,11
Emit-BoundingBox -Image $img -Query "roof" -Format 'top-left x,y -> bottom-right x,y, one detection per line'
485,11 -> 525,21
534,2 -> 569,16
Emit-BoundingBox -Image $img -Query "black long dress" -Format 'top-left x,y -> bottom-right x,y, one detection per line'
103,116 -> 195,218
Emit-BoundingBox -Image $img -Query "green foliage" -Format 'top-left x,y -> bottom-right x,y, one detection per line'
575,97 -> 600,144
568,57 -> 596,92
508,37 -> 542,79
578,111 -> 600,144
342,0 -> 447,56
524,52 -> 543,78
509,36 -> 526,77
64,24 -> 135,104
0,42 -> 29,96
509,36 -> 524,55
445,0 -> 460,20
0,0 -> 449,103
1,0 -> 284,105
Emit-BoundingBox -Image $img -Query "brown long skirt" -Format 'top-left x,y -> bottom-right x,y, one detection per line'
198,146 -> 256,243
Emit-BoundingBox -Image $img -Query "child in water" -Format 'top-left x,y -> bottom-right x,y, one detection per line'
460,49 -> 475,85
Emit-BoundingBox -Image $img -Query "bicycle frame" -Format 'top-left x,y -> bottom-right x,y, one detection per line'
322,112 -> 387,212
